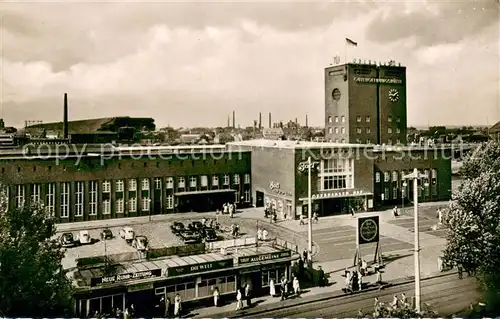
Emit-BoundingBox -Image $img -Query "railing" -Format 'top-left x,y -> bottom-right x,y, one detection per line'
205,236 -> 257,251
274,238 -> 299,253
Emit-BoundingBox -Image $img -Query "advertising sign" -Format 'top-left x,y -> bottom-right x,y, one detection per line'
91,269 -> 162,287
357,216 -> 380,245
166,259 -> 234,277
238,250 -> 292,265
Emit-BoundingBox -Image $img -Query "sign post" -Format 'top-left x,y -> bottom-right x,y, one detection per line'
354,216 -> 381,267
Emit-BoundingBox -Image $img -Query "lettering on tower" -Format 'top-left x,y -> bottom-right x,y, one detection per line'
354,77 -> 403,84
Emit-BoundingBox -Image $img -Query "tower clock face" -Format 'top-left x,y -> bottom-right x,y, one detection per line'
388,89 -> 399,103
332,88 -> 341,101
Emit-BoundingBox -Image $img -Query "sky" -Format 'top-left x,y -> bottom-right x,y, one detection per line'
0,0 -> 499,129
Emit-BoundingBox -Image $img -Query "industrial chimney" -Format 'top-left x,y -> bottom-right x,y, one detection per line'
258,112 -> 262,129
305,114 -> 308,127
232,111 -> 235,129
268,112 -> 272,128
63,93 -> 69,139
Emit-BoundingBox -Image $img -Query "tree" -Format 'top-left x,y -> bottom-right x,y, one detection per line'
368,299 -> 438,318
442,140 -> 500,313
0,187 -> 74,317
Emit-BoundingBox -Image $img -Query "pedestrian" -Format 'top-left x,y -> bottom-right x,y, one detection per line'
236,289 -> 243,310
115,307 -> 122,319
302,249 -> 308,261
458,263 -> 463,279
213,286 -> 220,307
257,228 -> 263,240
165,297 -> 171,317
280,277 -> 288,300
129,304 -> 135,318
269,279 -> 276,297
223,203 -> 228,214
318,265 -> 326,287
391,295 -> 398,308
229,204 -> 234,218
313,212 -> 318,223
345,271 -> 351,292
400,292 -> 407,306
293,276 -> 301,297
244,283 -> 252,307
123,308 -> 130,319
174,293 -> 182,317
361,259 -> 368,275
358,272 -> 363,291
299,214 -> 305,225
351,207 -> 355,217
376,269 -> 383,285
262,229 -> 268,241
272,212 -> 277,223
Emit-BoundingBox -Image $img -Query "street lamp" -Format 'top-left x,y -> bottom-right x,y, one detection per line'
402,168 -> 427,313
298,156 -> 319,263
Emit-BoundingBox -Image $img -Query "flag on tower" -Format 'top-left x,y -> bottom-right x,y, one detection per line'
346,38 -> 358,46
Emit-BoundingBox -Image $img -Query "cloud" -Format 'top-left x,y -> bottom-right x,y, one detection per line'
365,1 -> 499,48
0,1 -> 499,129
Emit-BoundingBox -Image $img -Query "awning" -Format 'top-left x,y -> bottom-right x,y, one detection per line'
174,189 -> 236,196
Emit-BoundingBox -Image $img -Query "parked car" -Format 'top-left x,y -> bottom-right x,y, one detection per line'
59,232 -> 76,248
100,228 -> 113,241
170,222 -> 185,234
131,236 -> 149,251
179,230 -> 202,244
188,221 -> 205,231
203,228 -> 218,242
119,227 -> 135,244
79,230 -> 92,245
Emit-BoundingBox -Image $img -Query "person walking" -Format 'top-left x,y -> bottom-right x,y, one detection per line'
358,272 -> 363,291
376,269 -> 383,286
236,289 -> 243,310
299,214 -> 305,225
269,279 -> 276,297
257,228 -> 263,241
174,293 -> 182,317
293,276 -> 301,297
313,212 -> 319,223
213,287 -> 220,307
165,297 -> 171,317
245,283 -> 252,307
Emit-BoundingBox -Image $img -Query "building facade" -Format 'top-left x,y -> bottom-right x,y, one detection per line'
325,62 -> 407,145
0,145 -> 252,223
229,140 -> 451,219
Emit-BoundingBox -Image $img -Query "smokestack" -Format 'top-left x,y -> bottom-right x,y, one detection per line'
259,112 -> 262,129
295,118 -> 298,126
306,114 -> 308,127
269,112 -> 272,128
63,93 -> 68,139
227,115 -> 230,128
232,111 -> 235,129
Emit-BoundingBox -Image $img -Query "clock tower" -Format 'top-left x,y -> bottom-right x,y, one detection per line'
325,61 -> 407,145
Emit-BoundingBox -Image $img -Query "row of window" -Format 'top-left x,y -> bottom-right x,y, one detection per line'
318,159 -> 354,191
382,180 -> 437,200
328,127 -> 402,136
327,116 -> 402,124
375,169 -> 437,183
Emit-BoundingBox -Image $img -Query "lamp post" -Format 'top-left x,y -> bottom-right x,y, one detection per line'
298,156 -> 319,263
402,168 -> 427,313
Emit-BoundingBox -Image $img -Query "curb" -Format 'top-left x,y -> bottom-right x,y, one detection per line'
212,270 -> 458,318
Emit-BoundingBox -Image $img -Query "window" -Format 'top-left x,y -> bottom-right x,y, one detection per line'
328,127 -> 333,134
334,127 -> 339,134
375,172 -> 380,183
233,174 -> 240,185
384,187 -> 389,201
154,177 -> 162,190
388,128 -> 392,134
89,181 -> 98,215
341,116 -> 345,123
396,128 -> 401,134
396,116 -> 401,123
212,175 -> 219,186
15,185 -> 25,208
128,179 -> 137,191
393,187 -> 398,199
166,177 -> 174,189
189,176 -> 197,188
328,116 -> 332,123
396,139 -> 401,144
432,169 -> 437,179
341,127 -> 345,134
30,184 -> 41,204
234,190 -> 240,203
200,175 -> 208,187
75,181 -> 84,217
356,116 -> 361,122
388,116 -> 392,123
102,180 -> 111,193
244,190 -> 251,203
223,174 -> 230,185
60,182 -> 69,218
166,195 -> 174,209
244,174 -> 250,184
319,158 -> 354,190
129,197 -> 137,212
356,127 -> 362,134
46,183 -> 55,216
384,172 -> 390,182
141,178 -> 150,191
366,139 -> 371,144
392,171 -> 398,182
178,177 -> 185,188
116,180 -> 124,192
102,199 -> 111,215
366,116 -> 371,122
142,197 -> 150,211
366,128 -> 371,134
116,198 -> 124,214
334,116 -> 339,123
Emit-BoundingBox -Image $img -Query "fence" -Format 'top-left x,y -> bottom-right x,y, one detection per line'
205,236 -> 257,251
274,238 -> 299,253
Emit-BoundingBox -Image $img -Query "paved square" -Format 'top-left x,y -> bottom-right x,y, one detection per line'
386,217 -> 448,238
